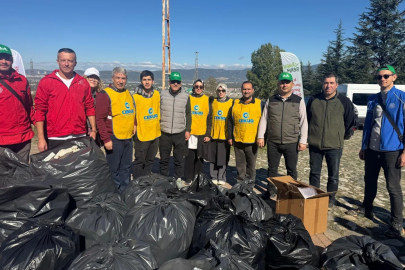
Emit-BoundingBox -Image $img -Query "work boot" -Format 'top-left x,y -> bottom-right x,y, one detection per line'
346,206 -> 374,220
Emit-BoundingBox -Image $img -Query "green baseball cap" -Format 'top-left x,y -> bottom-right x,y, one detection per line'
0,44 -> 12,56
278,72 -> 293,81
378,65 -> 396,74
169,72 -> 181,81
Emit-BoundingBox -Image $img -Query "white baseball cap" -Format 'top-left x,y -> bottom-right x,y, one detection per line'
84,67 -> 100,78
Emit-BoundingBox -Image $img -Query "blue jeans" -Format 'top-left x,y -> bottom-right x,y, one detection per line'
309,146 -> 343,203
105,136 -> 133,192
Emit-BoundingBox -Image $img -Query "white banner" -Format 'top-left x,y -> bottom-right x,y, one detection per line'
11,49 -> 26,76
280,52 -> 304,98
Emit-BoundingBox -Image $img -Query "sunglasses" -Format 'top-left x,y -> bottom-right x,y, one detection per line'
170,80 -> 181,84
377,74 -> 394,80
194,85 -> 204,89
217,89 -> 226,93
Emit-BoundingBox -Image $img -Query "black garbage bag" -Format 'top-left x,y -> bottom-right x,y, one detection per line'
263,213 -> 320,269
226,179 -> 273,222
66,192 -> 129,249
0,183 -> 73,244
0,220 -> 80,270
121,196 -> 196,266
159,258 -> 215,270
189,196 -> 268,270
68,238 -> 158,270
320,235 -> 403,270
122,173 -> 176,208
30,137 -> 118,206
159,240 -> 255,270
185,173 -> 222,198
0,147 -> 48,186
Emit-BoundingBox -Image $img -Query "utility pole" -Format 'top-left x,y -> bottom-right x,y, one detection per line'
30,59 -> 34,77
194,52 -> 198,81
162,0 -> 171,90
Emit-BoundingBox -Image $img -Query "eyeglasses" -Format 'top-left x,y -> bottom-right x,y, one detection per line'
377,74 -> 394,80
170,80 -> 181,84
217,89 -> 226,93
194,85 -> 204,89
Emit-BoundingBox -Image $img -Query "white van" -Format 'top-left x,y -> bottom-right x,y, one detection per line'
337,84 -> 405,127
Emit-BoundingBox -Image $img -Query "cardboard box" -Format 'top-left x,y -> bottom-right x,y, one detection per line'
268,176 -> 336,236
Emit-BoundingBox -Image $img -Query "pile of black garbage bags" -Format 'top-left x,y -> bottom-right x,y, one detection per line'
0,137 -> 403,270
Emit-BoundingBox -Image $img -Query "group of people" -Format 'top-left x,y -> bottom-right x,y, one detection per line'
0,44 -> 403,238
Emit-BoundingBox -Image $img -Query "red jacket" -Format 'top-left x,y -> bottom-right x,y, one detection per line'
0,69 -> 34,145
35,70 -> 95,138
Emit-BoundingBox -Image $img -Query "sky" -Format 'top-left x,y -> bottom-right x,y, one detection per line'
3,0 -> 403,71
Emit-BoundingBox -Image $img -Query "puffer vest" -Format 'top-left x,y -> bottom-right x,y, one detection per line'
160,88 -> 189,134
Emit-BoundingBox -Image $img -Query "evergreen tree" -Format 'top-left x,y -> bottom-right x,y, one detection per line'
348,0 -> 405,83
302,61 -> 320,95
246,43 -> 285,98
318,20 -> 349,83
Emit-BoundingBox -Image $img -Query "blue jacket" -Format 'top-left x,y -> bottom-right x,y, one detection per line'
362,86 -> 405,151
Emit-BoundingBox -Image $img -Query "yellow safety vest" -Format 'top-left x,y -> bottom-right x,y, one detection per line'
104,87 -> 135,140
211,99 -> 233,140
190,95 -> 209,135
232,99 -> 262,143
133,91 -> 161,142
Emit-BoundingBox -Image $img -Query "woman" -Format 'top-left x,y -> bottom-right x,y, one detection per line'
183,79 -> 212,186
84,67 -> 104,145
208,83 -> 233,185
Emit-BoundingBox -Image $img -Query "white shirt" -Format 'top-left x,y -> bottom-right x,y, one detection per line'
56,72 -> 75,88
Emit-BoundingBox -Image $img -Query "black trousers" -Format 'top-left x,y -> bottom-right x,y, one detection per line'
133,135 -> 159,178
309,145 -> 343,203
48,139 -> 68,150
234,142 -> 258,181
363,149 -> 403,225
267,141 -> 298,180
159,131 -> 186,179
0,140 -> 31,162
184,148 -> 204,182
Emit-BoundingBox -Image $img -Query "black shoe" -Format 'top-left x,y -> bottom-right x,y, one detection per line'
385,224 -> 405,238
346,207 -> 374,220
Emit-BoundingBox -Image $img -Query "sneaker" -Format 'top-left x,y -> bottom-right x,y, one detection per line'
328,201 -> 335,211
346,207 -> 374,220
217,180 -> 226,186
212,179 -> 218,185
385,225 -> 405,238
175,178 -> 184,189
182,180 -> 192,187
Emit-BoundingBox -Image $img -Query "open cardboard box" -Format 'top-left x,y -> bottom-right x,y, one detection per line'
268,176 -> 336,236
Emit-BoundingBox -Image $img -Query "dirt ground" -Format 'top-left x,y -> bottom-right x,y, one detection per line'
30,130 -> 405,262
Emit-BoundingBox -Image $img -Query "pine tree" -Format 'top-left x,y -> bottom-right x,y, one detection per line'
302,61 -> 319,95
348,0 -> 405,83
318,20 -> 349,83
246,43 -> 285,98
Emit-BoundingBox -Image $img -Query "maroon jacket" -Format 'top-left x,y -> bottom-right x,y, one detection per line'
35,70 -> 95,137
0,69 -> 34,145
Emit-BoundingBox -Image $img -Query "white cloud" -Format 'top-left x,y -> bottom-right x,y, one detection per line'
27,61 -> 251,71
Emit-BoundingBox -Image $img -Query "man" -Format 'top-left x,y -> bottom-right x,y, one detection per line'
131,70 -> 161,177
306,73 -> 355,208
257,72 -> 308,180
96,67 -> 135,192
35,48 -> 96,151
0,44 -> 34,161
159,72 -> 191,181
228,81 -> 263,181
353,65 -> 404,238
